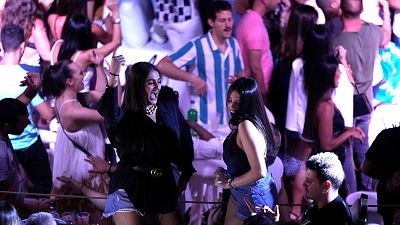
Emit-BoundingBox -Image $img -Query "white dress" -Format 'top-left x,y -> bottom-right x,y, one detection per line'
285,58 -> 307,134
52,99 -> 108,192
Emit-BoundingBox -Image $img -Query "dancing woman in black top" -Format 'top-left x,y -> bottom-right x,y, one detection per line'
101,62 -> 195,225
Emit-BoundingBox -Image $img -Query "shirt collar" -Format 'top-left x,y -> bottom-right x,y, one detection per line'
207,31 -> 232,53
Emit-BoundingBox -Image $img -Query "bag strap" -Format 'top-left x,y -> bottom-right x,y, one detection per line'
351,82 -> 361,95
50,39 -> 64,65
55,99 -> 92,156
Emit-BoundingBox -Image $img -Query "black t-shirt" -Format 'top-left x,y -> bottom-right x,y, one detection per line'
365,127 -> 400,223
301,196 -> 353,225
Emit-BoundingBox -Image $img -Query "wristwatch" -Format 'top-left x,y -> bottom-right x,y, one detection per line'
112,17 -> 121,24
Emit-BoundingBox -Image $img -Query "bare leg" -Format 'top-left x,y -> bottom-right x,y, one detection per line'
224,198 -> 242,225
113,211 -> 141,225
290,168 -> 306,222
277,179 -> 291,223
159,211 -> 182,225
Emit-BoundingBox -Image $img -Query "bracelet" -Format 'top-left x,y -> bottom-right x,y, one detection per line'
109,72 -> 119,76
228,178 -> 237,189
80,183 -> 86,191
112,17 -> 121,24
231,177 -> 237,189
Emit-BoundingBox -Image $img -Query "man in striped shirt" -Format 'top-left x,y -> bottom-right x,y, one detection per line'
157,0 -> 244,126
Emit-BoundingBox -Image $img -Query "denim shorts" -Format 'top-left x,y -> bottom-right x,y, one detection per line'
281,155 -> 304,177
103,189 -> 143,218
230,173 -> 278,221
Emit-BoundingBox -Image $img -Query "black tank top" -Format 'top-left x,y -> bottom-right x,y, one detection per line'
223,129 -> 251,177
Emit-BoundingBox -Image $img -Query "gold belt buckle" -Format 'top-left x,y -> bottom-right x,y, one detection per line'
150,168 -> 163,177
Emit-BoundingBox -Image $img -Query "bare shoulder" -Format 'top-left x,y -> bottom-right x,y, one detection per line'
58,100 -> 80,118
238,120 -> 256,131
34,18 -> 45,29
317,100 -> 334,113
237,120 -> 262,138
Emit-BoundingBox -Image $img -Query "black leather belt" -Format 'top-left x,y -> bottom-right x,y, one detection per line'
131,165 -> 163,178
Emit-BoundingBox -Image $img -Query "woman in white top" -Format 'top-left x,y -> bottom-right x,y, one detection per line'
41,59 -> 109,223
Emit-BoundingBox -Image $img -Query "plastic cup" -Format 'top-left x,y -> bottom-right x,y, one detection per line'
76,212 -> 90,225
61,212 -> 76,224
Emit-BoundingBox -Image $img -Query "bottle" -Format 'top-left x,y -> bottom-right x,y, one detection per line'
187,100 -> 198,121
48,200 -> 60,219
187,100 -> 198,136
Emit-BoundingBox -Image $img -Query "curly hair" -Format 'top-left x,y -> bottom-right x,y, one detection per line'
306,152 -> 344,190
1,0 -> 43,41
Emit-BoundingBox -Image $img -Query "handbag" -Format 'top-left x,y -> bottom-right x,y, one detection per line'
353,85 -> 373,117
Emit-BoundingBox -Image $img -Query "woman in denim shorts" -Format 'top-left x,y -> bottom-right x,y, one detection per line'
99,62 -> 195,225
215,77 -> 278,224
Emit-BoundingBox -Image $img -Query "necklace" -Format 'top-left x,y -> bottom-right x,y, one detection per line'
145,105 -> 157,115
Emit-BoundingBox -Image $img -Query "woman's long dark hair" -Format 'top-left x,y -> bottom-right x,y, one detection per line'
118,62 -> 160,161
58,14 -> 94,61
302,25 -> 334,94
54,0 -> 86,16
281,4 -> 318,62
123,62 -> 159,114
228,77 -> 275,152
303,56 -> 339,141
41,60 -> 74,97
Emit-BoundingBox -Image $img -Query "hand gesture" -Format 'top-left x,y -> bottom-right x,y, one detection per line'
335,47 -> 355,85
109,54 -> 125,74
85,155 -> 110,173
336,45 -> 347,65
20,72 -> 42,89
105,0 -> 119,13
90,50 -> 104,66
378,0 -> 389,16
190,75 -> 206,96
349,127 -> 366,141
214,167 -> 231,189
244,196 -> 280,222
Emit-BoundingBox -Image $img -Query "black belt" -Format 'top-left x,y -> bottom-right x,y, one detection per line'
131,165 -> 163,178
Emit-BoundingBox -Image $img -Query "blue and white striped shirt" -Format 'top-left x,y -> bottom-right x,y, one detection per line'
170,31 -> 244,125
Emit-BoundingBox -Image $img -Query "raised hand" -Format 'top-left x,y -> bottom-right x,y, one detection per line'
105,0 -> 119,13
90,50 -> 105,66
20,72 -> 42,89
